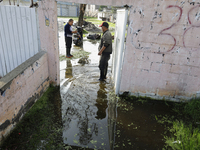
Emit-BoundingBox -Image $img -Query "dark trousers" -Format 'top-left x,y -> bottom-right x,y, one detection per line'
65,37 -> 72,56
99,53 -> 110,79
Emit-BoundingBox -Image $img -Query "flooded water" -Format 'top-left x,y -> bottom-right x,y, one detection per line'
58,19 -> 171,150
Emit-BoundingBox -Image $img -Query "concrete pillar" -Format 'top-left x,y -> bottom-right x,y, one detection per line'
37,0 -> 60,85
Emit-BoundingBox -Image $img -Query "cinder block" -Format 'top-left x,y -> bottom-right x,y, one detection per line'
150,62 -> 162,72
171,65 -> 191,75
147,72 -> 166,89
157,88 -> 176,97
165,81 -> 178,91
135,60 -> 151,70
160,64 -> 172,73
134,50 -> 144,61
190,67 -> 200,77
144,52 -> 163,63
163,54 -> 179,64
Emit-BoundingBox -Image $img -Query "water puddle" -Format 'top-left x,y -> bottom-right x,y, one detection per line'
58,20 -> 171,149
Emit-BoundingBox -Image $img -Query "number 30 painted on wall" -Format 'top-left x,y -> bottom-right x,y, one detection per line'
159,5 -> 200,52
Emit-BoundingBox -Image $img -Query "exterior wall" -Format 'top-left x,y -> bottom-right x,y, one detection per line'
120,1 -> 200,101
37,0 -> 60,85
0,51 -> 49,142
57,3 -> 78,17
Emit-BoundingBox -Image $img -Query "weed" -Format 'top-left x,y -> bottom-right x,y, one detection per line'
0,86 -> 63,150
162,98 -> 200,149
164,121 -> 200,150
183,99 -> 200,123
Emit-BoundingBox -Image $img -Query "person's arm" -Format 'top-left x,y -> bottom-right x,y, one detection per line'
98,34 -> 110,55
72,30 -> 77,33
98,46 -> 106,55
70,26 -> 77,34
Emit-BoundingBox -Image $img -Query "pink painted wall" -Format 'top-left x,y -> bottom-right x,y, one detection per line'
0,53 -> 49,142
37,0 -> 60,85
120,1 -> 200,101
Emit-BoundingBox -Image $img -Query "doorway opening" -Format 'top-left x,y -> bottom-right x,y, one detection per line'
57,2 -> 130,150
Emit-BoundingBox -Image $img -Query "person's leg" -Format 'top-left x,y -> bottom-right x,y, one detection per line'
65,36 -> 68,56
66,37 -> 71,58
99,55 -> 106,81
68,38 -> 73,57
104,54 -> 110,79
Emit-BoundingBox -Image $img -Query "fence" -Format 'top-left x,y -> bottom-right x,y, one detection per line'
0,5 -> 39,77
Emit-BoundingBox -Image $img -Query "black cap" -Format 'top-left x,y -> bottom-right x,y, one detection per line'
99,22 -> 109,28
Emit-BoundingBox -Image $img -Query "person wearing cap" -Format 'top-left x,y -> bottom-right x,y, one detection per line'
98,22 -> 113,81
64,19 -> 78,58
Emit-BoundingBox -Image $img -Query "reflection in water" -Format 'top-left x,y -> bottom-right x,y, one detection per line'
65,60 -> 73,78
77,108 -> 98,145
61,65 -> 111,149
95,83 -> 108,120
107,93 -> 117,150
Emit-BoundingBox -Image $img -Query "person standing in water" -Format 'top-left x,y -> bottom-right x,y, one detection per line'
64,19 -> 77,58
98,22 -> 113,81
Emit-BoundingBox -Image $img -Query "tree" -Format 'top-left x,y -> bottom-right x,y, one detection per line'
111,6 -> 117,13
78,4 -> 87,26
99,5 -> 107,11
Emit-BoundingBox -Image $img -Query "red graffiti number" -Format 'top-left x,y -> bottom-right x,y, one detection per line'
158,5 -> 183,52
183,5 -> 200,48
159,5 -> 200,52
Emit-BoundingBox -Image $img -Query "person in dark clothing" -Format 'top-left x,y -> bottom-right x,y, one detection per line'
98,22 -> 112,81
64,19 -> 77,58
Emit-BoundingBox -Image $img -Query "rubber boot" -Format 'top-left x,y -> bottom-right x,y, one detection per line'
99,70 -> 105,81
66,48 -> 71,58
68,48 -> 73,57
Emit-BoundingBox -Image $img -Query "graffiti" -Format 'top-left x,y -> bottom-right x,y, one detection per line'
159,5 -> 200,52
130,5 -> 200,52
183,5 -> 200,48
158,5 -> 182,52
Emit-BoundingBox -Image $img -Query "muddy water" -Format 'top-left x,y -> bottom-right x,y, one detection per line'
59,21 -> 171,150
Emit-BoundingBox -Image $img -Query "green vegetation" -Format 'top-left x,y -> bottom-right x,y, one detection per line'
0,86 -> 64,150
98,6 -> 108,12
164,121 -> 200,150
119,94 -> 200,150
58,16 -> 116,29
163,99 -> 200,150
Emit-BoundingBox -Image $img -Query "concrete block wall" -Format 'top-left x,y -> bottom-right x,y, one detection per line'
0,52 -> 49,142
37,0 -> 60,85
120,1 -> 200,101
